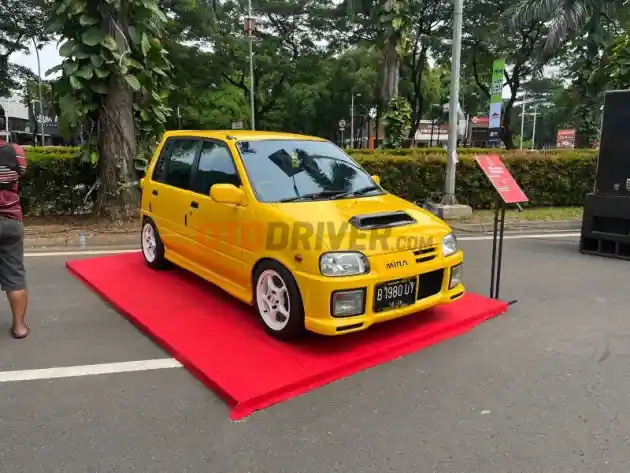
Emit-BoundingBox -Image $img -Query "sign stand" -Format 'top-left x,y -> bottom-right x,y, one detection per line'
475,154 -> 528,304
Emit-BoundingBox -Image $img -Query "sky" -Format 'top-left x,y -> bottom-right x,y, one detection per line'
12,42 -> 62,78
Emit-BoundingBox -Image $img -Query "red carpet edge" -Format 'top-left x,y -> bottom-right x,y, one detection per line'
67,260 -> 508,420
230,302 -> 507,420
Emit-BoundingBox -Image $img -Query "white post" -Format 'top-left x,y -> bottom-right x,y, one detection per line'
350,93 -> 355,149
442,0 -> 463,205
520,98 -> 525,150
2,99 -> 9,142
531,104 -> 537,150
248,0 -> 255,130
33,38 -> 45,146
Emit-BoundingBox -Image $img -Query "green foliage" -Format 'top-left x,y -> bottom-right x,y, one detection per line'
46,0 -> 172,155
381,96 -> 411,147
351,149 -> 597,208
21,146 -> 597,215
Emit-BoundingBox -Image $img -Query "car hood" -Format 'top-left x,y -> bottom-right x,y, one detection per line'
270,193 -> 451,256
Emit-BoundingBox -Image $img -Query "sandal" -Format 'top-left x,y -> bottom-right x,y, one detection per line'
10,325 -> 29,339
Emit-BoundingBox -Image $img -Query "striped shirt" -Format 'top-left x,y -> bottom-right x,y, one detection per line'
0,140 -> 27,220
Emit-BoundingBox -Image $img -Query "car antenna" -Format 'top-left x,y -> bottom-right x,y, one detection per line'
226,135 -> 237,140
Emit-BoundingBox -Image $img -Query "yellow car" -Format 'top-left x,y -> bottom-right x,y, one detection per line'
139,130 -> 464,340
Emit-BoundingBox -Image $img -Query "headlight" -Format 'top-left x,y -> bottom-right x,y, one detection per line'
319,252 -> 369,277
442,232 -> 458,257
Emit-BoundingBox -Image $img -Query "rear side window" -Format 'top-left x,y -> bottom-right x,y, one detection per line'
164,139 -> 200,190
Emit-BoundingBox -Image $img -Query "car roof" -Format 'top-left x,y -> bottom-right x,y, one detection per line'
163,130 -> 328,142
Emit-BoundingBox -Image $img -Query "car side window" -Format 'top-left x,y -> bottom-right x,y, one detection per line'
164,139 -> 199,190
191,141 -> 241,195
151,139 -> 174,183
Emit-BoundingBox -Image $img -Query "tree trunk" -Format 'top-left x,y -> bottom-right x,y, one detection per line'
96,1 -> 140,221
381,35 -> 400,107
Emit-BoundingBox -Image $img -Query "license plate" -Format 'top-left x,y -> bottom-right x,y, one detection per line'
373,277 -> 417,313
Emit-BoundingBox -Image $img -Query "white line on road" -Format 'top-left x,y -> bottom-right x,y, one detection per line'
24,232 -> 580,258
0,358 -> 182,383
458,232 -> 579,241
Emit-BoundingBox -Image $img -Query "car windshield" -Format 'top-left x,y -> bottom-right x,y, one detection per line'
235,139 -> 382,203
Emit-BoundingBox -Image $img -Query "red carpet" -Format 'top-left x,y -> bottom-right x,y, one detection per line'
67,253 -> 508,420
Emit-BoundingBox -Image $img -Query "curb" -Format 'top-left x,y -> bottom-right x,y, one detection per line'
449,219 -> 582,233
22,220 -> 582,249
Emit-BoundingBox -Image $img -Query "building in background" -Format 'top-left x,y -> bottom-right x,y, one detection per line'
0,93 -> 71,146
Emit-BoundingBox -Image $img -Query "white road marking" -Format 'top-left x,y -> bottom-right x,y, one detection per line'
458,232 -> 579,241
0,358 -> 182,383
24,232 -> 580,257
26,249 -> 140,257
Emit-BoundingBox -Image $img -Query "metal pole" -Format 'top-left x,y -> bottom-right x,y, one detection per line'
33,38 -> 45,146
442,0 -> 463,205
248,0 -> 255,130
531,104 -> 537,150
520,98 -> 525,149
350,94 -> 355,149
2,99 -> 9,142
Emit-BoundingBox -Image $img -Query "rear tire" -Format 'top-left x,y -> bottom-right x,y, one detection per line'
141,218 -> 169,270
253,261 -> 306,341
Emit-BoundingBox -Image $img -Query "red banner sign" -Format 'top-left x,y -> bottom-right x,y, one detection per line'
475,154 -> 528,204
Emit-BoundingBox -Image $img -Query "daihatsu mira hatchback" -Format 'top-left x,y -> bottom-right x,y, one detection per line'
139,130 -> 464,340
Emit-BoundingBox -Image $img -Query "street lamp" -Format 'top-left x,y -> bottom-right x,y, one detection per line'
351,93 -> 361,149
33,38 -> 45,146
441,0 -> 464,206
244,7 -> 256,130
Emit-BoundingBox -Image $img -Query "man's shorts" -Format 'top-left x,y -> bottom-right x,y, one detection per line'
0,217 -> 25,291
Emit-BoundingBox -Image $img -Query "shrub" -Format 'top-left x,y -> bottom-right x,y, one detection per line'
21,147 -> 97,216
19,146 -> 596,216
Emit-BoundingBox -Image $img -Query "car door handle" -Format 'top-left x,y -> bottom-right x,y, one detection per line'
190,201 -> 199,209
152,189 -> 158,196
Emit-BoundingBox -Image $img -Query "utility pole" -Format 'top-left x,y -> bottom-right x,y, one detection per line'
520,96 -> 525,149
33,38 -> 45,146
350,94 -> 355,149
245,1 -> 256,130
531,103 -> 538,150
442,0 -> 463,206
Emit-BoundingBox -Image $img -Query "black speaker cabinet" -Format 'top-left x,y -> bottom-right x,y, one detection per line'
580,90 -> 630,260
595,89 -> 630,196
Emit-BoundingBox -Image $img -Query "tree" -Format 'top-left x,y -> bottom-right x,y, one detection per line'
0,0 -> 49,97
509,0 -> 624,147
461,0 -> 550,149
47,0 -> 174,220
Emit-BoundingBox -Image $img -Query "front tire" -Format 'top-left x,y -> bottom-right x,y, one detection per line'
141,218 -> 168,270
253,261 -> 305,340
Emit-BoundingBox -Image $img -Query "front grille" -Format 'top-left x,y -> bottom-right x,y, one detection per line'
413,246 -> 437,263
417,269 -> 444,299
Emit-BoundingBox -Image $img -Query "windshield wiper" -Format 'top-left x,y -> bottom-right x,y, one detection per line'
277,190 -> 346,202
330,185 -> 382,200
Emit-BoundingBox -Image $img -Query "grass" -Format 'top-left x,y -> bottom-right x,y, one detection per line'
460,206 -> 583,223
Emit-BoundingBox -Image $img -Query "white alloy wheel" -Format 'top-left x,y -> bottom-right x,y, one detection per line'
256,269 -> 291,331
142,222 -> 157,263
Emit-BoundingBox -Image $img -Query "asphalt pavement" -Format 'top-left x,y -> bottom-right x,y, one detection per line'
2,232 -> 630,472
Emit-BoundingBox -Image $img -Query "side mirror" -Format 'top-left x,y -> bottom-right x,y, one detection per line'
371,175 -> 381,186
210,184 -> 245,205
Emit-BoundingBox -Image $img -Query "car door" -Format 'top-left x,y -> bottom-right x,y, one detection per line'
149,137 -> 201,262
187,139 -> 247,287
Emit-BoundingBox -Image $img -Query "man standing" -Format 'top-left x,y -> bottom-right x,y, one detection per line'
0,139 -> 28,339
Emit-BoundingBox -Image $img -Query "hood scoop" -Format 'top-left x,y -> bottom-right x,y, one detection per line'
349,211 -> 416,230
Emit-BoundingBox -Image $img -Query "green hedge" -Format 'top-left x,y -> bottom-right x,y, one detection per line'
352,149 -> 597,209
18,146 -> 597,216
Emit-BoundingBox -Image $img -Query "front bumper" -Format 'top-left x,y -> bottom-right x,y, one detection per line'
294,250 -> 465,336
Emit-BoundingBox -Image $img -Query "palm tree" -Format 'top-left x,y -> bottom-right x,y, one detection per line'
510,0 -> 622,147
